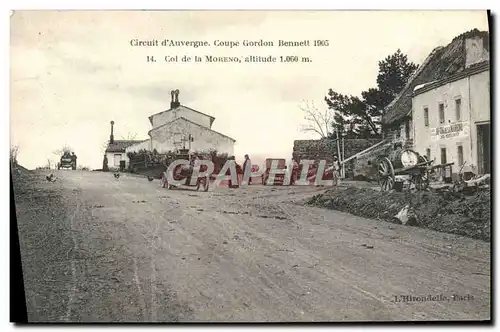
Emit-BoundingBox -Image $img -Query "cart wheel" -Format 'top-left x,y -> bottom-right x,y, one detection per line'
378,157 -> 395,191
414,173 -> 429,191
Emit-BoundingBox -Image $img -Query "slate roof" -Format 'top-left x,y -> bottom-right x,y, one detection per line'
105,140 -> 146,153
382,29 -> 489,126
412,60 -> 489,97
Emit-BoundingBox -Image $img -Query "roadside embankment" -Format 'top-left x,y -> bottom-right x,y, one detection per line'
306,186 -> 491,241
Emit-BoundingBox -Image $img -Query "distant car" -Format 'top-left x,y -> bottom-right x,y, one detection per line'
58,153 -> 76,170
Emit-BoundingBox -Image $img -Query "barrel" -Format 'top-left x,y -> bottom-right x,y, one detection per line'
386,148 -> 419,169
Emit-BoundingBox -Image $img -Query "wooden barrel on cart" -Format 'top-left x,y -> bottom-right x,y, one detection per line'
386,148 -> 420,170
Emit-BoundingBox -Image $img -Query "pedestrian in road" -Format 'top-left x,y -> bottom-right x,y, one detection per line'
227,156 -> 239,188
333,155 -> 341,186
242,154 -> 252,185
71,152 -> 78,169
291,157 -> 300,185
190,154 -> 198,168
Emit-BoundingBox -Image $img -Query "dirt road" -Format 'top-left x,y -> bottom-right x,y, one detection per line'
13,170 -> 491,322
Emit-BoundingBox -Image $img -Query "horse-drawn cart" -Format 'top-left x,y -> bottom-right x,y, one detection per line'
377,146 -> 454,192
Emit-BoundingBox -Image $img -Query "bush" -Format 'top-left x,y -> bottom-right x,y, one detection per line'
127,148 -> 231,174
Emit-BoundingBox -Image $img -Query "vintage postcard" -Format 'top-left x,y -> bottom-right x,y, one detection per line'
10,10 -> 491,323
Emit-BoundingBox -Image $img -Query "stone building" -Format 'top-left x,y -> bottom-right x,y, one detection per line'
126,90 -> 235,156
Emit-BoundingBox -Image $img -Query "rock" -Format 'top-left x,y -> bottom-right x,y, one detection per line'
395,205 -> 410,225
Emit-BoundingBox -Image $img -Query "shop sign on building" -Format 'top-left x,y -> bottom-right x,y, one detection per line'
430,122 -> 470,140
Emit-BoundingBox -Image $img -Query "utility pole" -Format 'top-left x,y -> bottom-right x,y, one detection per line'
335,128 -> 341,161
341,136 -> 345,179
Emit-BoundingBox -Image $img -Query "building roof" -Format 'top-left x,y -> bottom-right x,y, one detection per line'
412,60 -> 489,97
382,29 -> 489,126
105,140 -> 145,153
148,105 -> 216,127
148,116 -> 236,142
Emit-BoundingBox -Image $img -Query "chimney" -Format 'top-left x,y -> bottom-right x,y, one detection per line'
110,120 -> 115,144
174,89 -> 180,107
465,36 -> 490,68
170,90 -> 176,109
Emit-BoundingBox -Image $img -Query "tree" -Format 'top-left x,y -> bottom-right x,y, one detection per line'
53,145 -> 73,157
102,154 -> 109,171
120,132 -> 138,140
377,49 -> 418,98
10,145 -> 19,166
299,100 -> 335,138
326,91 -> 378,137
325,49 -> 418,138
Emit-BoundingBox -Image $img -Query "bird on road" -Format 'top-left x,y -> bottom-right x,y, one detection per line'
46,173 -> 57,182
114,172 -> 120,180
147,176 -> 154,182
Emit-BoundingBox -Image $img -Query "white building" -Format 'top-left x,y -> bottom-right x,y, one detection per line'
382,29 -> 490,177
105,139 -> 145,170
126,90 -> 235,156
412,61 -> 490,175
104,121 -> 144,170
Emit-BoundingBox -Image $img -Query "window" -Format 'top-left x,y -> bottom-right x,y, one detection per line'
426,148 -> 431,161
424,107 -> 429,127
114,154 -> 121,167
455,98 -> 461,121
457,145 -> 464,166
440,148 -> 447,164
439,103 -> 445,124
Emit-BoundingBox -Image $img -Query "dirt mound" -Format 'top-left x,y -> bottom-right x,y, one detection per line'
307,187 -> 491,241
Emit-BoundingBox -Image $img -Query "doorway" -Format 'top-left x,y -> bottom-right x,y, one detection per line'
114,154 -> 122,167
477,123 -> 491,174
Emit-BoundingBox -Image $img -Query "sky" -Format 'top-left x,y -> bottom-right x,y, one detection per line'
10,10 -> 489,169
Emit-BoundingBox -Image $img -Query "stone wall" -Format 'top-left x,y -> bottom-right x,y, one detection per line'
292,138 -> 383,177
352,141 -> 394,181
